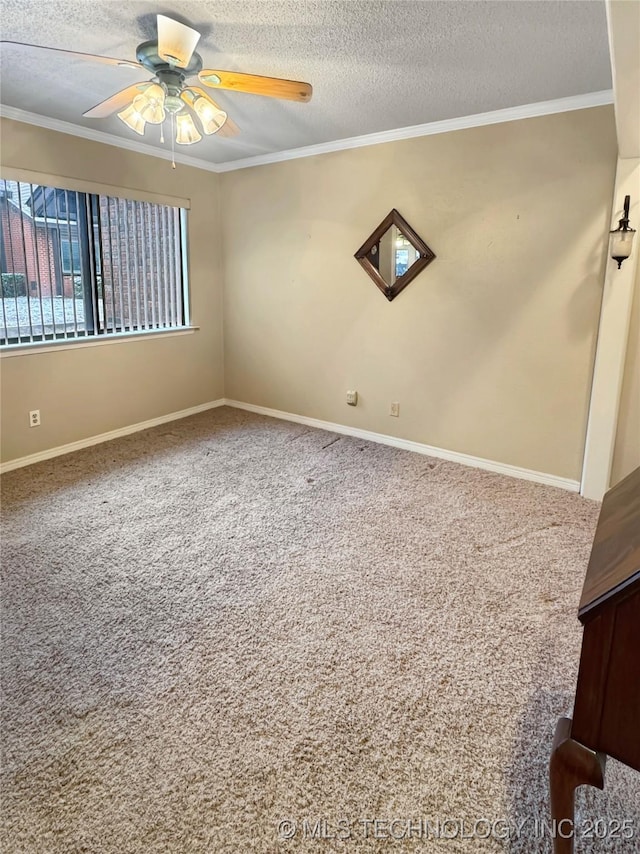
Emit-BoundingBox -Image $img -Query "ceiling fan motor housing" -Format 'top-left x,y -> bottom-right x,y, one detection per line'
136,40 -> 204,113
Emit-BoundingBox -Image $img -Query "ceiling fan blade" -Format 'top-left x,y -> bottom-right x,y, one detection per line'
213,115 -> 240,138
0,40 -> 142,69
83,83 -> 152,118
182,87 -> 240,137
199,70 -> 312,102
157,15 -> 200,69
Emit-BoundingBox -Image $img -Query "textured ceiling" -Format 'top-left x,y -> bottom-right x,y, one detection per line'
0,1 -> 612,166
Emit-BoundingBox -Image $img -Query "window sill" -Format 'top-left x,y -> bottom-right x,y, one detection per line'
0,326 -> 200,358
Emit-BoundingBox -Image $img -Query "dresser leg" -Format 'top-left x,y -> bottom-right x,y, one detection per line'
549,717 -> 606,854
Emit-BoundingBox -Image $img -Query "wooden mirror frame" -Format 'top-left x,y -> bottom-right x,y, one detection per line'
354,208 -> 436,301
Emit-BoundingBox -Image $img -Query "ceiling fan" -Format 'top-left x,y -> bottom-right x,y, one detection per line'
1,14 -> 312,152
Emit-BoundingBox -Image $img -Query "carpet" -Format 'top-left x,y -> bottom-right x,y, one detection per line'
1,406 -> 638,852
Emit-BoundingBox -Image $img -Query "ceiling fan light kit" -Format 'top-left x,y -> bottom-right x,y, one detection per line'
0,12 -> 312,164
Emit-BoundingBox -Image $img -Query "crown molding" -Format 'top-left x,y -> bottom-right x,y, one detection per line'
217,90 -> 614,172
1,90 -> 613,175
0,105 -> 220,173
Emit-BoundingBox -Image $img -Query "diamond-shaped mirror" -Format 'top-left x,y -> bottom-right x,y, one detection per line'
354,209 -> 435,301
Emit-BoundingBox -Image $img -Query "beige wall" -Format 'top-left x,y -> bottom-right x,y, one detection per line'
2,108 -> 631,484
0,118 -> 223,463
612,256 -> 640,484
221,107 -> 617,480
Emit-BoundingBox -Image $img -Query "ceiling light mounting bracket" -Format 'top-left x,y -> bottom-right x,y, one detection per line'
135,40 -> 203,78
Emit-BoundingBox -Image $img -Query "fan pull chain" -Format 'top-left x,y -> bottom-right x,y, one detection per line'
171,113 -> 176,169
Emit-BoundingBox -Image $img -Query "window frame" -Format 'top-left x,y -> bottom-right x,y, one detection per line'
59,236 -> 82,276
0,178 -> 192,349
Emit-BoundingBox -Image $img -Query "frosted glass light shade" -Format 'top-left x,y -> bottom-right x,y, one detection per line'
610,230 -> 635,267
175,113 -> 202,145
192,96 -> 227,134
117,104 -> 146,135
132,83 -> 166,124
609,195 -> 636,269
157,15 -> 201,68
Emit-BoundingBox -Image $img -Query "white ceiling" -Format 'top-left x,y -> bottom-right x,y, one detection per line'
0,1 -> 613,168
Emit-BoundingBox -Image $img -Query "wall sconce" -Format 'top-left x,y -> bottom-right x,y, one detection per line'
610,195 -> 636,269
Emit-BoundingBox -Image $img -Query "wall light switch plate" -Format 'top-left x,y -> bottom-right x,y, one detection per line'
390,402 -> 400,417
346,390 -> 358,406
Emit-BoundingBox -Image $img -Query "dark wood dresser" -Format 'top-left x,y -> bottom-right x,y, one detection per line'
549,465 -> 640,853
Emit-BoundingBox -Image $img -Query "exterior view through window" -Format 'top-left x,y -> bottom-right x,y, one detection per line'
0,179 -> 188,345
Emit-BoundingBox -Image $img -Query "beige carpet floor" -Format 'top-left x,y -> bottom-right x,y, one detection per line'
1,407 -> 638,853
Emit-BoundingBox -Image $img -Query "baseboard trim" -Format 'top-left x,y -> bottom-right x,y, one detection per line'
0,400 -> 226,473
2,397 -> 581,492
224,399 -> 580,492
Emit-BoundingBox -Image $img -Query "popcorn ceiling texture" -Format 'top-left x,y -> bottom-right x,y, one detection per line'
1,407 -> 638,852
0,1 -> 612,163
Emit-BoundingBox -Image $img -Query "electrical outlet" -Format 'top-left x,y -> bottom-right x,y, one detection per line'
29,409 -> 41,427
390,402 -> 400,417
346,390 -> 358,406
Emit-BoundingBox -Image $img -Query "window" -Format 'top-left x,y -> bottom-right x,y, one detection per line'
0,179 -> 189,345
60,238 -> 81,276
